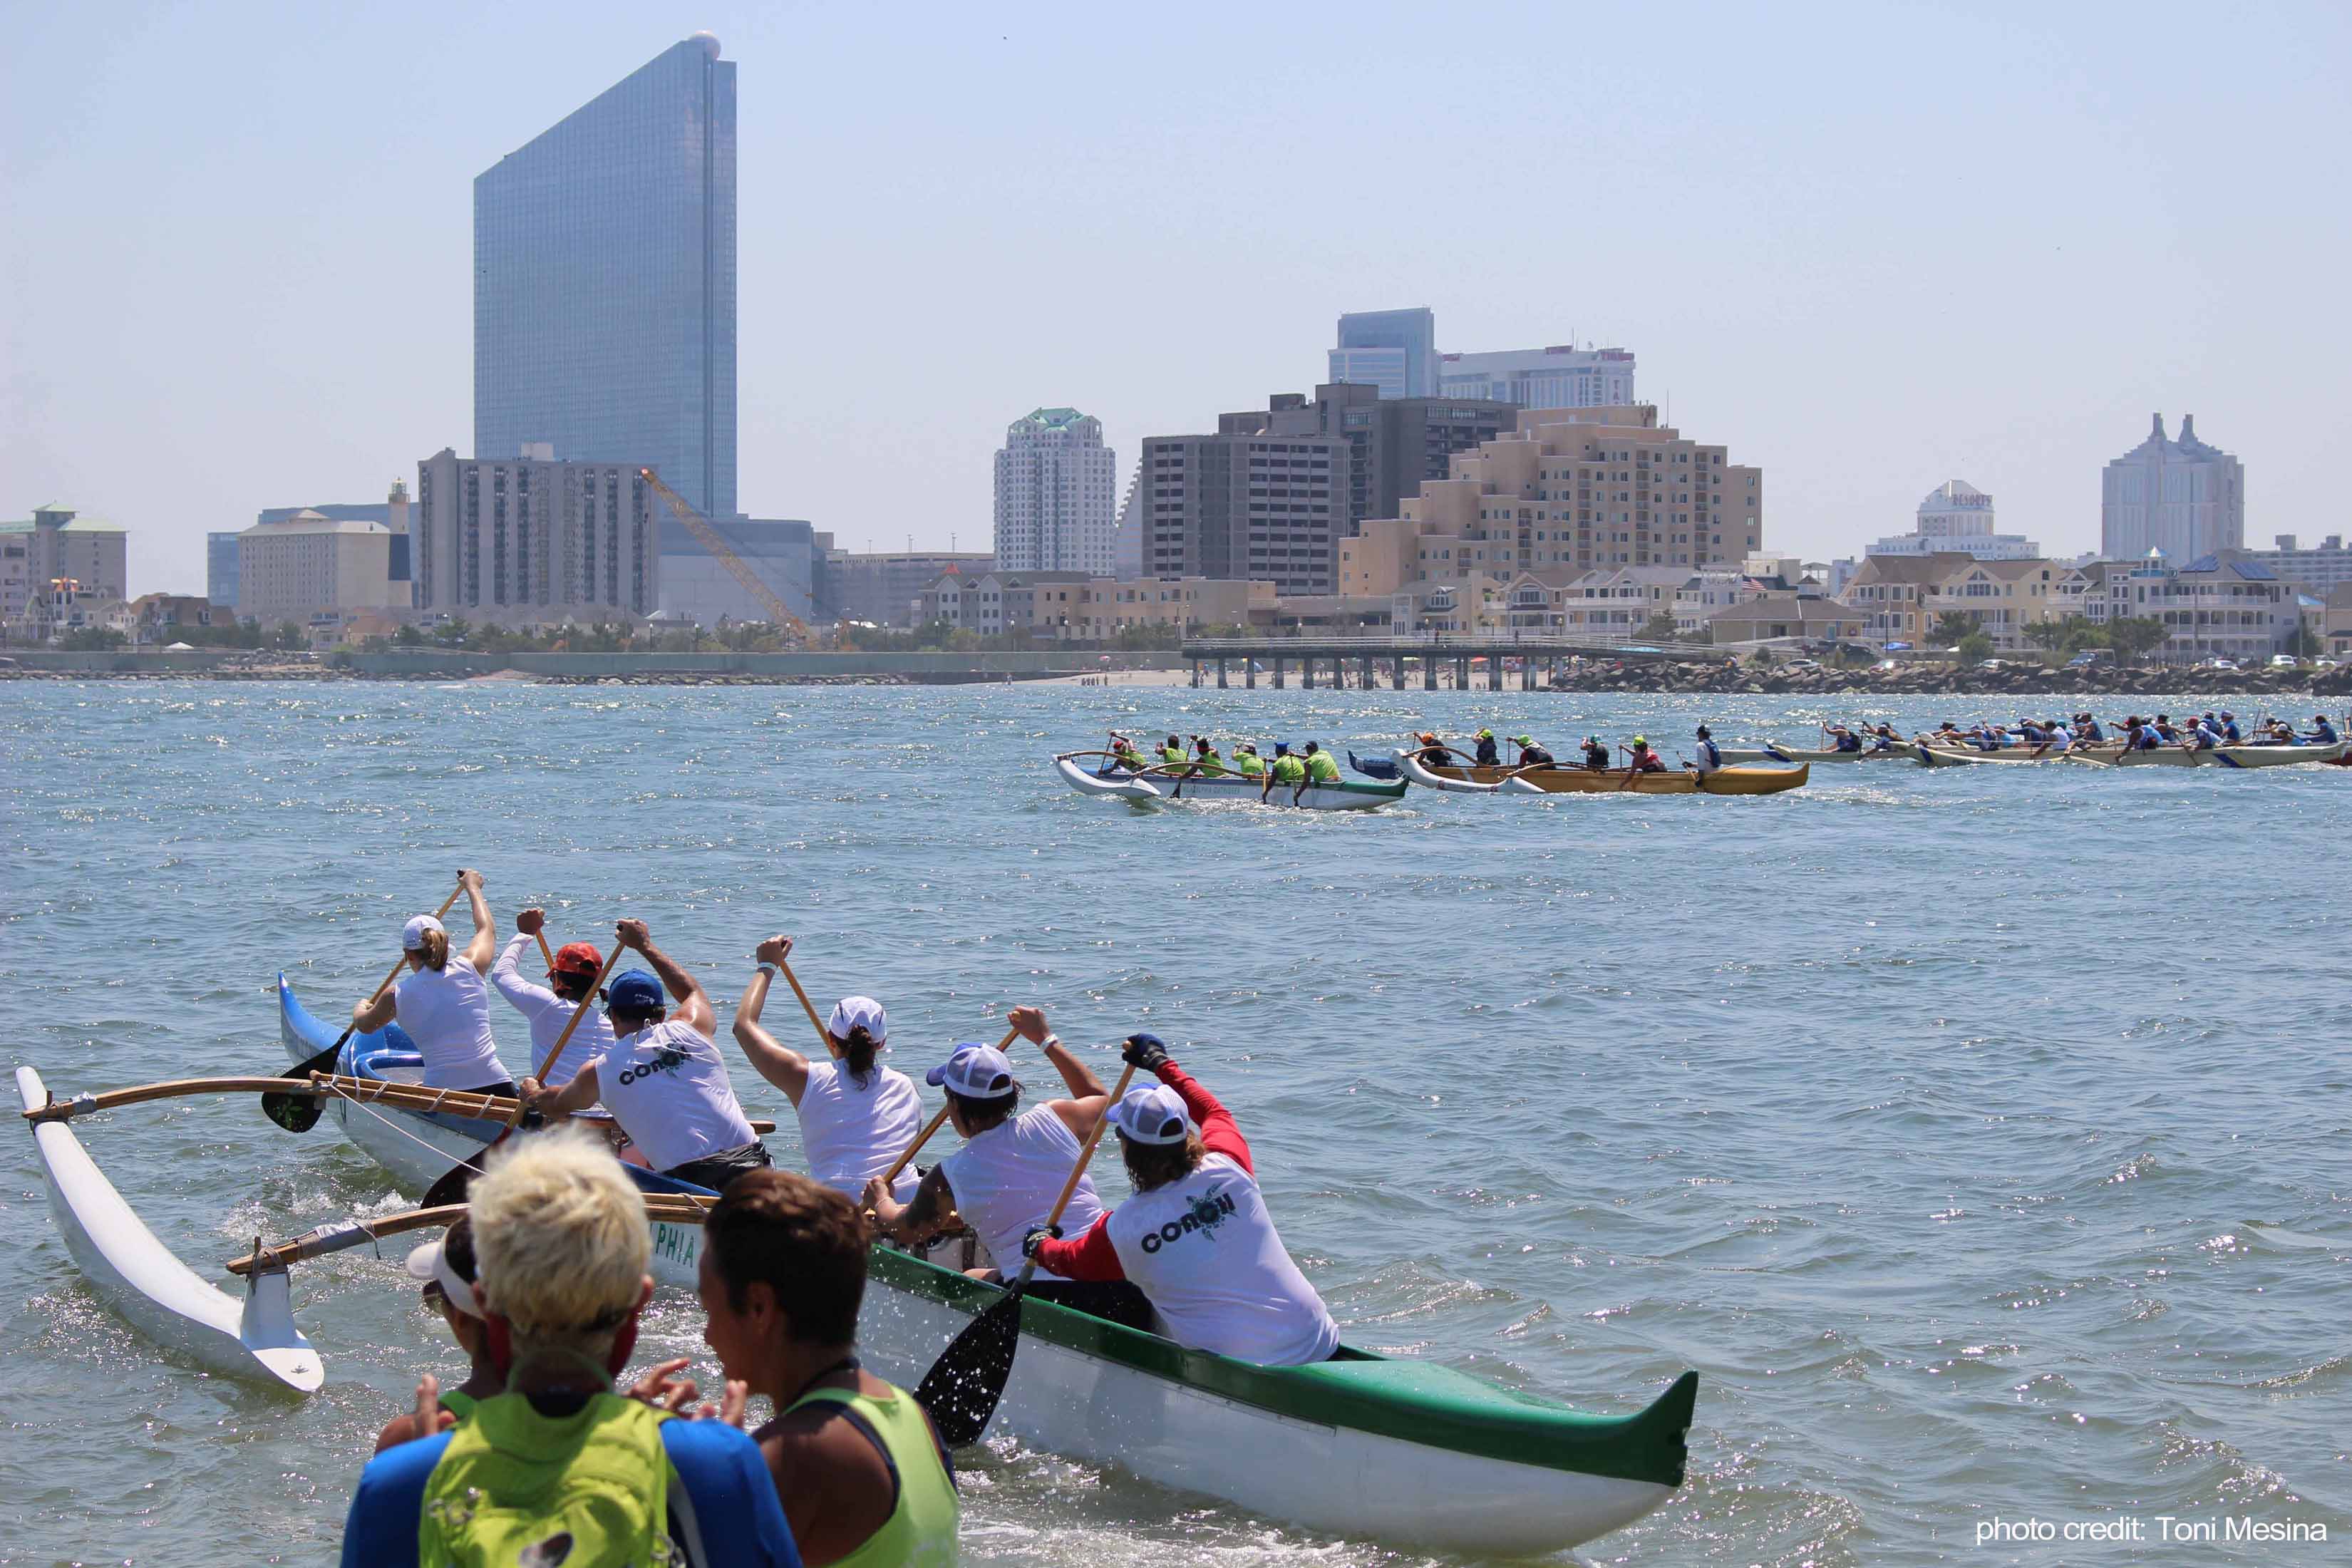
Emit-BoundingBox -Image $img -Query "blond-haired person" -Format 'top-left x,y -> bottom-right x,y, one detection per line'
339,1128 -> 799,1567
348,868 -> 515,1095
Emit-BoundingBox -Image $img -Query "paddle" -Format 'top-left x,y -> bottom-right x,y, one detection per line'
914,1058 -> 1138,1446
417,937 -> 628,1208
265,881 -> 466,1133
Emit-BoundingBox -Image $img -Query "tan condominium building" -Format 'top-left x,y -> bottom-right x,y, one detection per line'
920,570 -> 1273,641
237,510 -> 404,620
1338,405 -> 1761,599
4,505 -> 128,631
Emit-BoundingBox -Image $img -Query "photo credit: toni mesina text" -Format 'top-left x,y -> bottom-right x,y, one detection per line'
1976,1515 -> 2327,1549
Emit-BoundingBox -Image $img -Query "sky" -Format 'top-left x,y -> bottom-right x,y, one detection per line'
5,1 -> 2349,596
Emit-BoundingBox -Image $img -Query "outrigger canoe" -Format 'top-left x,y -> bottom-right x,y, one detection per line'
1397,748 -> 1807,795
1720,740 -> 1916,764
1912,743 -> 2065,767
277,978 -> 1696,1554
2071,738 -> 2350,768
16,1064 -> 324,1392
1056,752 -> 1408,810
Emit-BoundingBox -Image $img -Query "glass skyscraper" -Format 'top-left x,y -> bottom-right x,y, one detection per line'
474,35 -> 736,520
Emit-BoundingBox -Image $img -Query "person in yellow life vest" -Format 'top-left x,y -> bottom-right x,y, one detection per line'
1189,736 -> 1227,775
1107,732 -> 1145,772
1232,743 -> 1266,779
637,1170 -> 959,1568
1300,741 -> 1341,784
1158,733 -> 1187,766
1262,746 -> 1308,801
340,1128 -> 797,1567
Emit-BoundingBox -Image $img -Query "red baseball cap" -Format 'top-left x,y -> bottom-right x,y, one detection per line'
549,942 -> 602,979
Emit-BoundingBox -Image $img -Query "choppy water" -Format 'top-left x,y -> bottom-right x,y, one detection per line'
3,680 -> 2348,1567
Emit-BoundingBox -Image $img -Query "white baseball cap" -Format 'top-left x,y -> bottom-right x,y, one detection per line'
401,914 -> 445,952
1107,1083 -> 1194,1145
827,996 -> 887,1045
926,1043 -> 1017,1100
406,1236 -> 481,1319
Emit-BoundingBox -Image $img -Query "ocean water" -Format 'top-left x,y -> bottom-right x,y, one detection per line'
2,680 -> 2346,1567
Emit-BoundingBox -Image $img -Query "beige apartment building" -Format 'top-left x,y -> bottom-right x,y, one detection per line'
4,505 -> 129,634
237,510 -> 403,621
920,570 -> 1273,641
1337,405 -> 1762,599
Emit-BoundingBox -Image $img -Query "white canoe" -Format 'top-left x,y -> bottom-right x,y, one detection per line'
2071,738 -> 2348,768
1055,754 -> 1411,810
277,977 -> 708,1284
855,1247 -> 1695,1557
16,1064 -> 324,1392
1913,743 -> 2068,767
1719,740 -> 1916,764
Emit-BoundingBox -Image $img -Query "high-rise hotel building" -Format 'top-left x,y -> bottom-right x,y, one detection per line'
994,408 -> 1118,575
474,36 -> 737,520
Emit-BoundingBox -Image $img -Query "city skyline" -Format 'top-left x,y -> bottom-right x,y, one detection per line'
5,3 -> 2348,596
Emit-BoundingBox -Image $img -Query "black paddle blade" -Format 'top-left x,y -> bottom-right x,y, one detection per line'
260,1041 -> 345,1133
419,1152 -> 487,1211
914,1286 -> 1024,1447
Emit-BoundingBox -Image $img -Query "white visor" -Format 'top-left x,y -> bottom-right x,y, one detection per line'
406,1237 -> 481,1319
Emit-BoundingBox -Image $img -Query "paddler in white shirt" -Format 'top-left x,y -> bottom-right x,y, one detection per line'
731,934 -> 924,1204
486,908 -> 614,1088
349,869 -> 515,1095
1024,1032 -> 1340,1366
525,920 -> 771,1192
863,1006 -> 1155,1329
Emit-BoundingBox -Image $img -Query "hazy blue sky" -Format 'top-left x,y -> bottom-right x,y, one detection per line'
6,1 -> 2348,594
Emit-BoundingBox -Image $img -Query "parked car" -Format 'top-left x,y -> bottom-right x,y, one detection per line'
1873,659 -> 1900,672
2269,654 -> 2299,668
1782,658 -> 1820,671
2198,657 -> 2238,671
1978,659 -> 2007,669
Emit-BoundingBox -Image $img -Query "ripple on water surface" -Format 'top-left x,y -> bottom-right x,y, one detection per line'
2,681 -> 2348,1565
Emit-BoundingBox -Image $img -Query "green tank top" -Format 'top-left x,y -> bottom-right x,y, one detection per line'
418,1391 -> 675,1568
784,1381 -> 960,1568
1235,753 -> 1264,777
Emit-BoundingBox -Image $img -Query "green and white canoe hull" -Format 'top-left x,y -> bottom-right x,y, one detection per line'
855,1247 -> 1695,1557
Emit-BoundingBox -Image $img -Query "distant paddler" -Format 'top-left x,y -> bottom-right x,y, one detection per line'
1865,723 -> 1902,754
349,868 -> 516,1096
731,936 -> 924,1204
488,907 -> 614,1088
1578,735 -> 1611,770
1473,728 -> 1500,766
1186,736 -> 1229,776
2075,712 -> 2108,745
1299,740 -> 1341,785
1825,724 -> 1864,754
1106,732 -> 1146,772
2306,713 -> 2341,745
1691,724 -> 1723,775
1158,733 -> 1188,767
1230,741 -> 1267,780
1411,731 -> 1454,767
1619,735 -> 1667,788
1512,734 -> 1557,768
1261,745 -> 1308,802
525,919 -> 770,1192
1022,1033 -> 1340,1367
2123,715 -> 2162,751
2181,714 -> 2223,755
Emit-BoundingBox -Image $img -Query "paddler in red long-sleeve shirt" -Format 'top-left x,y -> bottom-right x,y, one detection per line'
1022,1033 -> 1340,1366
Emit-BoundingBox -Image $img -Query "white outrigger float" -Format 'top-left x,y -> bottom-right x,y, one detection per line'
17,977 -> 1704,1556
1719,738 -> 1918,763
16,1065 -> 324,1393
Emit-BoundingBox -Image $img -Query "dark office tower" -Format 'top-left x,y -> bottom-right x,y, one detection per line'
474,36 -> 737,520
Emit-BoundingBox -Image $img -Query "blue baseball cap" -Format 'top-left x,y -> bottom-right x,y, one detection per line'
604,970 -> 664,1013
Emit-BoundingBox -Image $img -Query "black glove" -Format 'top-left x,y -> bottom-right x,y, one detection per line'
1020,1224 -> 1063,1259
1122,1033 -> 1170,1073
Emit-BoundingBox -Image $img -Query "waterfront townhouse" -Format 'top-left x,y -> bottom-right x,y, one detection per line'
2097,551 -> 2304,662
1837,552 -> 1974,649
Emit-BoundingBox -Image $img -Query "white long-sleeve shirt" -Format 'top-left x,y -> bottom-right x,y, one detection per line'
488,933 -> 614,1088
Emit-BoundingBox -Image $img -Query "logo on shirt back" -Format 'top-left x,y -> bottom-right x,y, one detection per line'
614,1046 -> 688,1086
1139,1188 -> 1239,1254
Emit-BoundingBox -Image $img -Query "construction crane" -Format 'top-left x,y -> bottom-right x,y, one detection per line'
638,467 -> 814,642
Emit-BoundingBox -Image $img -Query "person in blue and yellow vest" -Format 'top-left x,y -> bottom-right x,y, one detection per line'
339,1127 -> 798,1568
638,1170 -> 961,1568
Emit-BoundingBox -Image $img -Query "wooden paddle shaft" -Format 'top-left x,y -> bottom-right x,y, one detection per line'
1012,1059 -> 1138,1288
535,930 -> 557,969
227,1193 -> 714,1275
770,956 -> 837,1053
878,1024 -> 1023,1187
526,939 -> 629,1095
